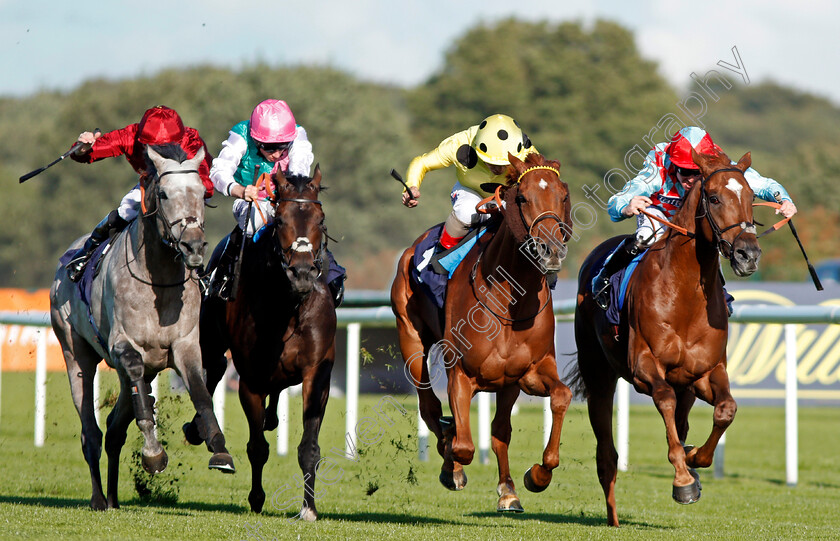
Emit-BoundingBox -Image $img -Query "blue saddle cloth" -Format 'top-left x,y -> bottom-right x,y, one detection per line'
589,246 -> 646,326
59,238 -> 113,350
410,223 -> 489,309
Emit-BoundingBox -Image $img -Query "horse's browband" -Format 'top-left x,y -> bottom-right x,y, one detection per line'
517,166 -> 560,183
276,198 -> 322,205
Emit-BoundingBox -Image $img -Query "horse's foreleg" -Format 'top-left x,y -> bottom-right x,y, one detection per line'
175,342 -> 235,473
687,363 -> 737,469
238,381 -> 269,513
264,391 -> 280,432
447,367 -> 475,466
114,343 -> 167,475
103,380 -> 137,509
492,385 -> 523,512
650,378 -> 701,504
675,389 -> 696,446
522,359 -> 573,495
62,340 -> 106,510
296,360 -> 333,522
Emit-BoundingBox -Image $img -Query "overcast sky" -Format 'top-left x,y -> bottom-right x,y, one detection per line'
2,0 -> 838,107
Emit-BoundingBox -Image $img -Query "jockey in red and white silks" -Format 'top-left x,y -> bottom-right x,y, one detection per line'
607,126 -> 797,248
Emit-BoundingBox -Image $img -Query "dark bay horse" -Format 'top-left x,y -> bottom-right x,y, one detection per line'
184,166 -> 336,521
391,152 -> 574,512
572,148 -> 761,526
50,145 -> 234,510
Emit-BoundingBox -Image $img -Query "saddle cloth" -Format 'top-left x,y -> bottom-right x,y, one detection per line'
411,223 -> 490,309
589,246 -> 646,326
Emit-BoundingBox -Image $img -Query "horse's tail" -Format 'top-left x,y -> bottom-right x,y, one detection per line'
562,352 -> 589,400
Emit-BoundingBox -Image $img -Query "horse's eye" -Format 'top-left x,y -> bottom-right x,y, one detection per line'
159,191 -> 169,200
709,195 -> 720,205
515,194 -> 527,204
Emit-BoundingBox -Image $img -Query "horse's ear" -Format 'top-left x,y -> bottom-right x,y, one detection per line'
736,152 -> 752,172
311,164 -> 322,188
690,147 -> 711,174
188,146 -> 205,168
146,145 -> 165,174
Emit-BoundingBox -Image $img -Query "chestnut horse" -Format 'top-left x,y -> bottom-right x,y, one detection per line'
571,149 -> 762,526
183,166 -> 336,521
391,152 -> 574,513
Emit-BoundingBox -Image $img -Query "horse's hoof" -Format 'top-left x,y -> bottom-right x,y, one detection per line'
142,450 -> 168,474
90,494 -> 107,511
523,465 -> 551,493
672,477 -> 702,505
299,506 -> 318,522
208,452 -> 236,473
497,493 -> 525,513
439,468 -> 468,491
249,490 -> 266,514
182,422 -> 203,446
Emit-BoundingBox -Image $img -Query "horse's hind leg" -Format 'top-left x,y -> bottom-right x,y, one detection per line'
59,331 -> 106,510
686,363 -> 737,469
521,355 -> 573,495
113,343 -> 167,474
264,391 -> 280,431
492,385 -> 524,513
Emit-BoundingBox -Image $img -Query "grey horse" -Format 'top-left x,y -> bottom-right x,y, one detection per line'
50,145 -> 235,510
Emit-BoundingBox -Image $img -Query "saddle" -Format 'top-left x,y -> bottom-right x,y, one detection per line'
411,222 -> 493,309
591,247 -> 647,326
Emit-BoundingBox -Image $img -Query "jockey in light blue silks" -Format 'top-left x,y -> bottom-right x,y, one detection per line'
592,126 -> 798,312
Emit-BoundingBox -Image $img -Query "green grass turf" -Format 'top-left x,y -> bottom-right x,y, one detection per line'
0,370 -> 838,540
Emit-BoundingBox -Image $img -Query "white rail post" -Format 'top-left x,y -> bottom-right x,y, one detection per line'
478,392 -> 490,465
543,396 -> 551,448
93,365 -> 101,427
714,432 -> 726,478
0,325 -> 5,429
616,379 -> 629,472
277,388 -> 289,456
212,362 -> 228,434
346,323 -> 360,455
417,406 -> 429,461
34,329 -> 47,447
785,323 -> 798,486
150,375 -> 159,439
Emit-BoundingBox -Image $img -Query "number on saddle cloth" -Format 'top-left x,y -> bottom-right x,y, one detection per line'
410,223 -> 491,310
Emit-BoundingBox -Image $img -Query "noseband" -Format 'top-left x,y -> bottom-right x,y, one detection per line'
271,196 -> 326,277
699,167 -> 757,259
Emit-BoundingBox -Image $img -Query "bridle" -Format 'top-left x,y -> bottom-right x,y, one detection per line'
697,167 -> 757,260
270,195 -> 326,278
128,168 -> 205,287
143,169 -> 205,250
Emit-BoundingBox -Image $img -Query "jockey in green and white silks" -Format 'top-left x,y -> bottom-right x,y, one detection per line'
210,100 -> 313,236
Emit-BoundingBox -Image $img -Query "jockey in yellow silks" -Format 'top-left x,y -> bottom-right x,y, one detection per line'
401,114 -> 538,249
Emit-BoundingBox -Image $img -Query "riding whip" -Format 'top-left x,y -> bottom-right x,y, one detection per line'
20,128 -> 100,183
390,169 -> 416,201
775,192 -> 823,291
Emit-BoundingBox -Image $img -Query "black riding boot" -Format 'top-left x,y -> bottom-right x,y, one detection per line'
66,209 -> 128,282
207,226 -> 244,301
592,237 -> 641,310
325,249 -> 347,307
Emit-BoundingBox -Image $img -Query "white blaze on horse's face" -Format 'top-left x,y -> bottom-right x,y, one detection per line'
725,178 -> 744,202
538,179 -> 548,190
291,237 -> 313,253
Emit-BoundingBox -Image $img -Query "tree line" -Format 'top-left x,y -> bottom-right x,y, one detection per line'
1,18 -> 837,289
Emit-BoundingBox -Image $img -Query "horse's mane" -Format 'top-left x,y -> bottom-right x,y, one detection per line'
143,144 -> 190,176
